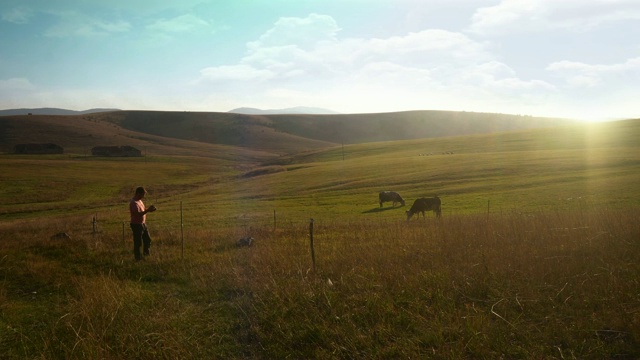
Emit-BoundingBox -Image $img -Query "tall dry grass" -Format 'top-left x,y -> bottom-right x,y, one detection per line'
0,208 -> 638,358
223,209 -> 639,358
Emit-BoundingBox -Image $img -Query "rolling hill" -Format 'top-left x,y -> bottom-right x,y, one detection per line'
0,113 -> 278,163
100,110 -> 577,145
1,109 -> 580,158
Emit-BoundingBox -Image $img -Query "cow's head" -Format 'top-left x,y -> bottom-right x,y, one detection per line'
406,210 -> 413,220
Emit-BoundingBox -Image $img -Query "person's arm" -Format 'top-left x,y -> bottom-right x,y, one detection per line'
130,202 -> 156,216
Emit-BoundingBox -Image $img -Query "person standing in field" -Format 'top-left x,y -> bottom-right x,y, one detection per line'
129,186 -> 156,261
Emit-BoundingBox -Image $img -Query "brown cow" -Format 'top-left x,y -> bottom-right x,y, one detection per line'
406,197 -> 441,220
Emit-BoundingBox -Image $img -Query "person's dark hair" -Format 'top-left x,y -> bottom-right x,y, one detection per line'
135,186 -> 147,195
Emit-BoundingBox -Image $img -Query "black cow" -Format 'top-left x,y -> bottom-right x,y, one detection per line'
379,191 -> 405,207
406,197 -> 441,220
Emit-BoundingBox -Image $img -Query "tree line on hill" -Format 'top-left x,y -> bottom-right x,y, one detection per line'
12,144 -> 142,156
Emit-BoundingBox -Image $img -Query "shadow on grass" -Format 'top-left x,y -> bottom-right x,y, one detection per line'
362,206 -> 405,214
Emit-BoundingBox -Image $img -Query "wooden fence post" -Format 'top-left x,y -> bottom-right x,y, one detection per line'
180,201 -> 184,260
309,218 -> 316,273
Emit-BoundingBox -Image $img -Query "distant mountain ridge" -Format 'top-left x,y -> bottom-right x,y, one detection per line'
0,108 -> 119,116
229,106 -> 339,115
1,106 -> 337,116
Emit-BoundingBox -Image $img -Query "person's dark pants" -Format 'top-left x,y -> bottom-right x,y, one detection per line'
130,223 -> 151,260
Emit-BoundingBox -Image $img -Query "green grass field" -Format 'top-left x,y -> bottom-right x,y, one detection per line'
0,120 -> 639,358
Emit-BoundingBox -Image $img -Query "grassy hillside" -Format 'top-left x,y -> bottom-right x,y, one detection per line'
1,118 -> 638,222
267,110 -> 576,144
0,118 -> 638,358
101,110 -> 575,146
1,109 -> 576,157
99,111 -> 338,155
0,113 -> 279,160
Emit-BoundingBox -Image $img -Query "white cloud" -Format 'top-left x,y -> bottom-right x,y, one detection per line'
199,64 -> 276,82
459,61 -> 555,94
0,77 -> 35,91
468,0 -> 640,35
200,13 -> 495,85
193,13 -> 564,116
2,7 -> 33,24
146,14 -> 210,34
538,57 -> 640,120
44,11 -> 131,38
355,61 -> 432,84
547,57 -> 640,88
248,13 -> 341,50
349,30 -> 494,71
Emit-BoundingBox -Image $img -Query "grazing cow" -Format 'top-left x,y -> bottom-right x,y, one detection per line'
406,197 -> 442,220
379,191 -> 405,208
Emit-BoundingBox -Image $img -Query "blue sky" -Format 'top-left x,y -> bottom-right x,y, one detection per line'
1,0 -> 639,120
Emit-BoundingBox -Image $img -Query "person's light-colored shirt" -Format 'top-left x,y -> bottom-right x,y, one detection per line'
129,198 -> 146,224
